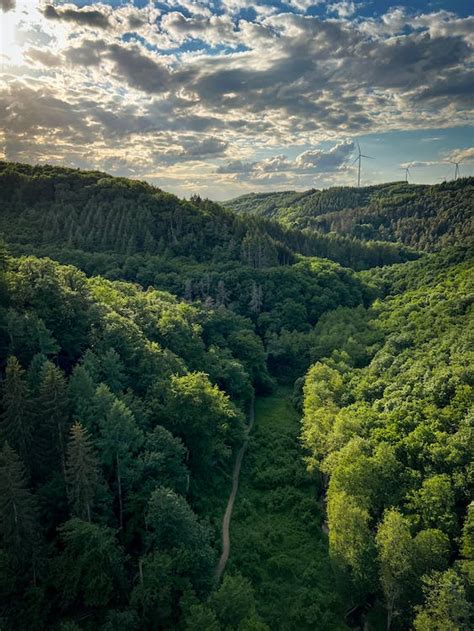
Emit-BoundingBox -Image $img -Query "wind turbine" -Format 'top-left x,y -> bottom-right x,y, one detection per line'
449,160 -> 461,180
402,164 -> 411,183
352,141 -> 374,187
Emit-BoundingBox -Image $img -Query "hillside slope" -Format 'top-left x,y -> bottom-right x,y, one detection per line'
225,179 -> 474,251
0,161 -> 416,271
301,249 -> 474,628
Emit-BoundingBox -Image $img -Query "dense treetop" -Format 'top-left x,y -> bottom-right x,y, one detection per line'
0,161 -> 417,271
226,178 -> 474,251
0,160 -> 472,630
301,248 -> 473,628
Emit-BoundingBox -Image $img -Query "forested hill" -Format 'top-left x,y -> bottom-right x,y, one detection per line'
0,156 -> 472,631
0,161 -> 416,270
300,247 -> 473,629
225,178 -> 474,251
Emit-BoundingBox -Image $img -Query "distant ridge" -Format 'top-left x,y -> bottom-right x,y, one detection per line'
225,178 -> 474,251
0,161 -> 417,271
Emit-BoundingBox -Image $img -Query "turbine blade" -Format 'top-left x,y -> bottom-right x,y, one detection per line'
361,155 -> 374,159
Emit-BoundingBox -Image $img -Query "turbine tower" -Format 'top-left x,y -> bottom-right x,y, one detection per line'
450,160 -> 461,180
399,163 -> 412,183
352,141 -> 373,187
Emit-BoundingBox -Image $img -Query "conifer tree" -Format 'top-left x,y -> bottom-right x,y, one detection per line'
1,356 -> 31,465
0,442 -> 37,564
65,422 -> 99,522
98,399 -> 143,529
68,364 -> 96,431
249,282 -> 263,314
38,361 -> 70,477
216,280 -> 230,307
184,278 -> 194,302
100,348 -> 126,393
26,353 -> 47,396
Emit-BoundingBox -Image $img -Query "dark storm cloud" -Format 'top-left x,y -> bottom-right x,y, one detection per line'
43,4 -> 110,30
1,0 -> 15,12
56,8 -> 472,136
217,141 -> 354,181
106,44 -> 171,93
415,69 -> 474,103
180,137 -> 228,157
217,160 -> 255,174
344,34 -> 471,90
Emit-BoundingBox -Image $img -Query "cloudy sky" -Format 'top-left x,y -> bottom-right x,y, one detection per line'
1,0 -> 473,199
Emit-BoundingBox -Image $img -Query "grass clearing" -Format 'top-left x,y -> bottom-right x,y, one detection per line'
228,387 -> 348,630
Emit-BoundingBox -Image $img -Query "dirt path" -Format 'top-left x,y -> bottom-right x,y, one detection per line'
215,395 -> 255,582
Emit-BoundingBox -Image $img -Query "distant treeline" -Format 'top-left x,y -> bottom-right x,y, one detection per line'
226,179 -> 474,251
0,161 -> 417,271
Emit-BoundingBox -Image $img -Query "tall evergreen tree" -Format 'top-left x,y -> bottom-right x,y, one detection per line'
100,348 -> 126,393
249,282 -> 263,314
0,442 -> 37,565
37,362 -> 70,477
65,422 -> 99,522
1,356 -> 32,465
98,399 -> 143,529
68,364 -> 96,431
26,353 -> 47,397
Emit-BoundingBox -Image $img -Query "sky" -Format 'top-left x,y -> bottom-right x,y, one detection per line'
0,1 -> 473,199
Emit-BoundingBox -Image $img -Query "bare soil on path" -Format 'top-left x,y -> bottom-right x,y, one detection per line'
215,395 -> 255,582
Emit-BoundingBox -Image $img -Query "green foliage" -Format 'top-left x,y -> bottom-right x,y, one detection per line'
37,361 -> 70,476
163,372 -> 244,478
209,574 -> 261,630
376,509 -> 415,629
0,442 -> 37,566
0,161 -> 417,271
65,422 -> 100,522
0,164 -> 472,630
54,518 -> 125,609
0,249 -> 274,628
1,356 -> 32,465
413,569 -> 472,631
226,179 -> 474,253
301,250 -> 473,628
228,388 -> 346,630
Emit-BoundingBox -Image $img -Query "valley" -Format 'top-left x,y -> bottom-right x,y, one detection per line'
0,162 -> 471,631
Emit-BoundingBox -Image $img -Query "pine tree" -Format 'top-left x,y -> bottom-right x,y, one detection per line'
1,356 -> 32,465
249,282 -> 263,314
26,353 -> 47,397
184,278 -> 194,302
37,361 -> 70,477
68,364 -> 96,431
65,422 -> 99,522
100,348 -> 126,393
0,442 -> 37,564
216,280 -> 230,307
98,399 -> 143,529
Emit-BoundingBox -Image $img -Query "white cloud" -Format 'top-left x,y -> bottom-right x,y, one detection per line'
0,1 -> 472,196
446,147 -> 474,163
328,2 -> 357,19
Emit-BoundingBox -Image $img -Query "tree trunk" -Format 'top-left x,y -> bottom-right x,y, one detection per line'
386,600 -> 393,631
116,453 -> 123,530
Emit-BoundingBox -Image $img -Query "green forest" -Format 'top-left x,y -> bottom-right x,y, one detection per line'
0,162 -> 472,631
226,179 -> 474,252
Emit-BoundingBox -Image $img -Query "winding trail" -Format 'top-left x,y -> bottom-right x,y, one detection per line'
215,394 -> 255,582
